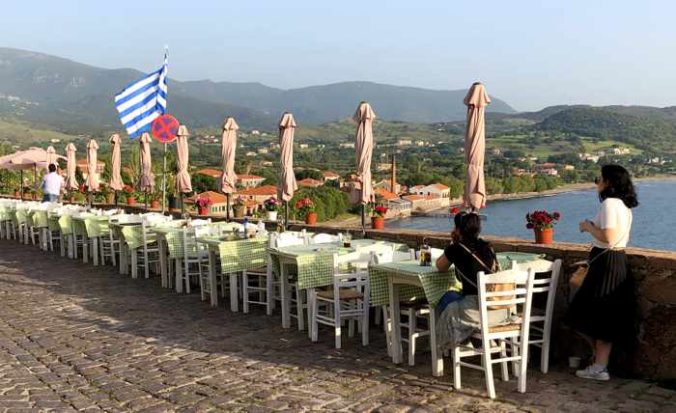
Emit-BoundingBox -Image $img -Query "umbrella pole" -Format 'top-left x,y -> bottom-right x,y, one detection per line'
361,204 -> 366,236
284,201 -> 289,230
20,170 -> 24,200
114,190 -> 118,207
226,194 -> 231,222
162,143 -> 167,214
180,192 -> 185,215
144,191 -> 148,211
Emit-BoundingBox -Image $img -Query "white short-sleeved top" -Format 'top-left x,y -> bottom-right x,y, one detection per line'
592,198 -> 633,248
42,172 -> 64,196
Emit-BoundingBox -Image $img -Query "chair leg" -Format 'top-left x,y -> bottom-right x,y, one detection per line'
242,271 -> 250,314
374,306 -> 382,326
144,249 -> 150,279
482,343 -> 496,399
383,306 -> 393,357
361,300 -> 369,346
296,288 -> 305,331
266,272 -> 274,316
310,290 -> 318,342
334,299 -> 341,349
408,308 -> 416,366
541,324 -> 551,374
518,338 -> 529,393
453,346 -> 462,390
500,340 -> 510,381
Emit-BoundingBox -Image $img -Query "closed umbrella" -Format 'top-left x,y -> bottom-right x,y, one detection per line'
109,134 -> 124,192
46,146 -> 57,166
463,82 -> 490,211
64,143 -> 78,191
278,113 -> 298,228
86,139 -> 100,195
175,125 -> 192,211
354,101 -> 376,233
139,132 -> 155,194
220,117 -> 239,220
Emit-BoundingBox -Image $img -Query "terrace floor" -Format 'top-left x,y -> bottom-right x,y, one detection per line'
0,240 -> 674,412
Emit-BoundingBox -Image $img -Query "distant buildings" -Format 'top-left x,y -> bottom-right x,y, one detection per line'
397,139 -> 412,146
237,174 -> 266,188
298,178 -> 323,188
408,183 -> 450,199
299,143 -> 309,149
339,142 -> 355,149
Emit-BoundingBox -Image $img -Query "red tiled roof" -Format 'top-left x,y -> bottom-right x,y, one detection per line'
236,185 -> 277,196
430,183 -> 449,190
186,191 -> 228,204
195,168 -> 222,178
402,195 -> 424,202
374,188 -> 398,201
298,178 -> 323,187
322,170 -> 340,178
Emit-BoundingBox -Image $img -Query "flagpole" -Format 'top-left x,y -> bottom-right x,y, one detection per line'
162,143 -> 167,213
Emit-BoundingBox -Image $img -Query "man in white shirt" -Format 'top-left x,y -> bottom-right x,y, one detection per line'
42,164 -> 64,202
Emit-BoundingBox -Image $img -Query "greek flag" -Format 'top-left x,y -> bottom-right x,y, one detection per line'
114,53 -> 168,138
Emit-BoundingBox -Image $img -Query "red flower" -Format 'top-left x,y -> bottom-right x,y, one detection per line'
451,207 -> 460,215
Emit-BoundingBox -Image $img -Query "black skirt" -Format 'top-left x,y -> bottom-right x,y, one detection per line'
566,247 -> 636,343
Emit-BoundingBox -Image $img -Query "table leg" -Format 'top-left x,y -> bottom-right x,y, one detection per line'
68,234 -> 74,259
175,258 -> 183,293
130,248 -> 138,279
428,306 -> 443,376
280,262 -> 290,328
209,250 -> 218,307
388,277 -> 403,364
119,243 -> 126,275
229,273 -> 239,312
82,235 -> 89,264
92,237 -> 99,266
159,240 -> 167,288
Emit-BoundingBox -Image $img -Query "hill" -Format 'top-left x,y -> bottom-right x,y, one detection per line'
0,47 -> 515,136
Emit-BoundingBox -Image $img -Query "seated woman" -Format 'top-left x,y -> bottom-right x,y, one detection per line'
434,212 -> 508,351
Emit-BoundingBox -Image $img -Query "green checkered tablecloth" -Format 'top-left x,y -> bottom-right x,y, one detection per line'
159,222 -> 241,259
74,216 -> 112,238
71,216 -> 91,237
369,252 -> 545,307
270,241 -> 410,290
119,224 -> 155,250
218,237 -> 268,274
48,215 -> 60,232
14,209 -> 27,225
57,214 -> 74,235
32,210 -> 49,228
0,206 -> 12,221
25,210 -> 36,228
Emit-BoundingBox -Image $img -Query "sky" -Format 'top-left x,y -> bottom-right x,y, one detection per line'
2,0 -> 675,111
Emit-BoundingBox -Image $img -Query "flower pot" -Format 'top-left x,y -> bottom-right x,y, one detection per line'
150,200 -> 160,209
233,205 -> 246,218
106,193 -> 115,204
305,212 -> 318,225
69,196 -> 76,204
168,196 -> 178,211
13,190 -> 19,198
198,206 -> 209,216
371,216 -> 385,230
266,210 -> 278,221
126,197 -> 136,206
534,227 -> 554,244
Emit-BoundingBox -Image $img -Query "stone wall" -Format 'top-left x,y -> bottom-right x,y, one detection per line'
288,224 -> 676,381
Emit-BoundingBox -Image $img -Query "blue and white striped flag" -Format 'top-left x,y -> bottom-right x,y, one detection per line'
114,53 -> 168,138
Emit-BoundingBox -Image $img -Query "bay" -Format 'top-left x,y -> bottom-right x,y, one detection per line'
388,180 -> 676,251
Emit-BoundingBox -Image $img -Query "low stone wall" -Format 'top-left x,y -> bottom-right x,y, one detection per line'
288,224 -> 676,381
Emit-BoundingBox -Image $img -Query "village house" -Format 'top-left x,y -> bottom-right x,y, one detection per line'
299,143 -> 309,149
321,171 -> 341,184
396,139 -> 412,146
236,185 -> 278,205
339,142 -> 355,149
195,168 -> 221,179
409,183 -> 450,199
76,159 -> 105,181
298,178 -> 323,188
186,191 -> 228,215
257,148 -> 269,154
237,174 -> 266,188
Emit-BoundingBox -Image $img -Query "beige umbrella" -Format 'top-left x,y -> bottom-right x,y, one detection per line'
139,132 -> 155,193
220,117 -> 239,220
278,112 -> 298,198
46,146 -> 57,166
463,82 -> 491,211
175,125 -> 192,194
86,139 -> 100,192
278,113 -> 297,227
64,143 -> 78,190
109,134 -> 124,191
354,102 -> 376,231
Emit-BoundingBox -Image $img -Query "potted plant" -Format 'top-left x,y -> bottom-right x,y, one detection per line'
123,185 -> 136,205
370,204 -> 388,230
526,210 -> 561,244
233,196 -> 246,218
263,197 -> 280,221
150,192 -> 161,209
295,197 -> 317,225
195,196 -> 212,216
13,188 -> 20,198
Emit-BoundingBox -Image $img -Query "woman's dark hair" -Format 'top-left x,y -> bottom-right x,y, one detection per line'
453,211 -> 467,229
599,164 -> 639,209
48,164 -> 56,173
458,212 -> 482,241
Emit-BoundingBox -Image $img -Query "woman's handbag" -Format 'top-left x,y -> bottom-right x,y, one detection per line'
457,243 -> 512,310
569,228 -> 628,292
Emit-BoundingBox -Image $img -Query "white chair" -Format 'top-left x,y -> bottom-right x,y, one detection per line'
272,232 -> 308,328
513,258 -> 562,374
177,226 -> 210,293
452,268 -> 536,400
135,220 -> 161,279
310,252 -> 370,349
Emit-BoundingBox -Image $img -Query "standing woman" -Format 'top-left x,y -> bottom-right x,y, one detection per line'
568,164 -> 639,381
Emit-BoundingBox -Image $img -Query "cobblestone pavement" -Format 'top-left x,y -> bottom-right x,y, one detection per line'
0,240 -> 674,412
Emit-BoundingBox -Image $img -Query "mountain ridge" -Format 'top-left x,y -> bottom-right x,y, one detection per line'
0,47 -> 514,134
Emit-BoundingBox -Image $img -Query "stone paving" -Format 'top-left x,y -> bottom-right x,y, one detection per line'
0,240 -> 674,412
